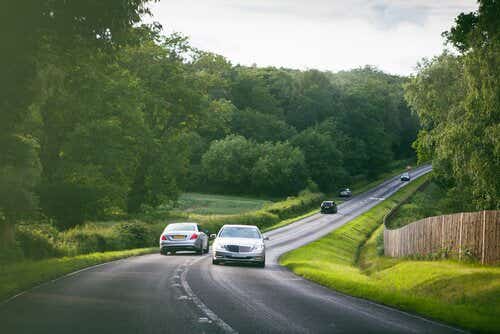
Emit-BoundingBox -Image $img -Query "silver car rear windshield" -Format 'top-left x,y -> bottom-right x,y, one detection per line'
219,227 -> 261,239
165,224 -> 196,231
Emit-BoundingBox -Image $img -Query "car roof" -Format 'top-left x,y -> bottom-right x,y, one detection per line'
322,200 -> 335,203
221,224 -> 259,229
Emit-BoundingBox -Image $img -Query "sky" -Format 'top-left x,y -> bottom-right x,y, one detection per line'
148,0 -> 478,75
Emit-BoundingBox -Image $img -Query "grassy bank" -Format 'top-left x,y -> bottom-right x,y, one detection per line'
0,248 -> 156,302
280,175 -> 500,333
387,181 -> 455,229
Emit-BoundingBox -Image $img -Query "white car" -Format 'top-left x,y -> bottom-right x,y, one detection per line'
212,225 -> 268,267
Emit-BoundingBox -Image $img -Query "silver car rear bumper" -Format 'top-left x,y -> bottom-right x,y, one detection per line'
160,239 -> 202,252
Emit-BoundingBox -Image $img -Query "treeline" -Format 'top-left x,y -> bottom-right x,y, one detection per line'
0,0 -> 418,241
188,66 -> 418,197
404,0 -> 499,211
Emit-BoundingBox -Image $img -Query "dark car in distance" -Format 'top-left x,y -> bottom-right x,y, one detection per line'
320,201 -> 337,214
339,188 -> 352,197
400,172 -> 411,181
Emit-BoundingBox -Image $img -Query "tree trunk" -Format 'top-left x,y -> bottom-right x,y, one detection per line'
0,222 -> 16,251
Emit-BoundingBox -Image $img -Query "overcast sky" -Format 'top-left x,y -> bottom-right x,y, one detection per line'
148,0 -> 477,75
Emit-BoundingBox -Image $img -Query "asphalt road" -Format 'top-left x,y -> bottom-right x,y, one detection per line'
0,165 -> 464,334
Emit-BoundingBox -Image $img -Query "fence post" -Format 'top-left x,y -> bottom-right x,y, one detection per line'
441,216 -> 445,256
458,213 -> 463,261
482,210 -> 486,264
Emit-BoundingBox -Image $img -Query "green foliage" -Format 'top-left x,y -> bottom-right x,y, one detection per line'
201,135 -> 260,192
405,2 -> 500,210
292,127 -> 346,192
264,191 -> 323,220
231,108 -> 297,142
251,142 -> 308,196
188,191 -> 323,233
387,181 -> 456,229
1,1 -> 419,237
15,224 -> 61,260
0,135 -> 41,223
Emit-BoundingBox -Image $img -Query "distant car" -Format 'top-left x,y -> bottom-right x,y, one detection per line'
212,225 -> 268,267
159,222 -> 209,255
400,172 -> 411,181
320,200 -> 337,214
339,188 -> 352,197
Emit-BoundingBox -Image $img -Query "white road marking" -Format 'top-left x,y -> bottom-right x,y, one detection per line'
180,257 -> 238,334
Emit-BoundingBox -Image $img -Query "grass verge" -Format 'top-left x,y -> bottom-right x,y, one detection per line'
280,175 -> 500,333
0,247 -> 156,302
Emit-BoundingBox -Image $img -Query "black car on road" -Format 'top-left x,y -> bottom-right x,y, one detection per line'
320,201 -> 337,214
400,172 -> 410,181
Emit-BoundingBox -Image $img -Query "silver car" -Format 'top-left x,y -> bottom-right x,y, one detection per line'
212,225 -> 268,267
159,223 -> 209,255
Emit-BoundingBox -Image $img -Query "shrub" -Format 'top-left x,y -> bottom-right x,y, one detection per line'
112,221 -> 155,249
61,225 -> 111,254
265,191 -> 323,220
15,224 -> 61,260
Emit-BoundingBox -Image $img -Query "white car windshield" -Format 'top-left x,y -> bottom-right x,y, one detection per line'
219,227 -> 261,239
165,224 -> 196,232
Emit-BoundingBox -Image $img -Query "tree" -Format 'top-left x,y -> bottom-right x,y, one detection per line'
251,142 -> 308,196
201,135 -> 260,193
405,0 -> 500,210
231,108 -> 297,142
292,128 -> 345,192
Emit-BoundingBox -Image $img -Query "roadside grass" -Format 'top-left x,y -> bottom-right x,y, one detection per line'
0,248 -> 156,302
349,159 -> 416,196
280,174 -> 500,333
387,181 -> 455,229
174,193 -> 271,215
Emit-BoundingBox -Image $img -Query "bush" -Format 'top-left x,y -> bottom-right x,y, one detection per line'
265,191 -> 323,220
112,221 -> 155,249
61,225 -> 111,254
190,191 -> 323,233
15,224 -> 61,260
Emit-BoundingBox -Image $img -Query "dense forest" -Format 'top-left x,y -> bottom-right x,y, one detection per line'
0,1 -> 419,241
404,0 -> 499,211
2,0 -> 497,253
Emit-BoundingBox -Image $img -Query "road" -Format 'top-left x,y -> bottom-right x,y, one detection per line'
0,165 -> 464,334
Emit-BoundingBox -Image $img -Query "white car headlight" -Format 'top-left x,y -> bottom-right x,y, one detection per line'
252,243 -> 264,251
215,243 -> 225,251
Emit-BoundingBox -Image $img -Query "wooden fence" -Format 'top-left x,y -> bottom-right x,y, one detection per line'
384,210 -> 500,264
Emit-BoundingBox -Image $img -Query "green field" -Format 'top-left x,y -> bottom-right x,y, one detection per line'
174,193 -> 271,215
281,175 -> 500,333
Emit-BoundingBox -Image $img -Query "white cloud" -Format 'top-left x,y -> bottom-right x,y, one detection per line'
146,0 -> 477,75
